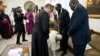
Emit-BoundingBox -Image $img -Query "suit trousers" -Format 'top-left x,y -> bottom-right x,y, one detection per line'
60,33 -> 69,53
16,24 -> 25,43
73,44 -> 87,56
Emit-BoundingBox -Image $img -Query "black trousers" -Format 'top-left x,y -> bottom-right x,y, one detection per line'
0,26 -> 4,38
60,33 -> 69,53
73,44 -> 86,56
0,24 -> 8,38
16,24 -> 26,43
14,23 -> 17,34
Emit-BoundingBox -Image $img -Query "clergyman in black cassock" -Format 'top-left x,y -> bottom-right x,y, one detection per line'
0,7 -> 13,39
31,4 -> 53,56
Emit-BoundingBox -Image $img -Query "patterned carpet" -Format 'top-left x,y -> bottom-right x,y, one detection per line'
1,42 -> 31,56
1,42 -> 73,56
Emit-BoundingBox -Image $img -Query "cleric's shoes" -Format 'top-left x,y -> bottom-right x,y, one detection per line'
56,48 -> 62,52
16,43 -> 22,45
23,40 -> 28,42
61,52 -> 67,56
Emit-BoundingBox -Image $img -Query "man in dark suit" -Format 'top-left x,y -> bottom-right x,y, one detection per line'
55,4 -> 70,56
14,7 -> 28,45
68,0 -> 91,56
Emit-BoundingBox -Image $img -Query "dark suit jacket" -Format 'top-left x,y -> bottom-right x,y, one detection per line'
58,8 -> 70,34
68,4 -> 91,45
14,13 -> 25,24
14,12 -> 25,33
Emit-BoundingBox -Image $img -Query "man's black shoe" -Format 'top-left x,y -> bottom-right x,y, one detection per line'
23,40 -> 28,42
16,43 -> 22,45
61,52 -> 67,56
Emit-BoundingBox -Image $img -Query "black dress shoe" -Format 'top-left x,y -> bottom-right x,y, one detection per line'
14,31 -> 17,34
56,48 -> 62,52
3,37 -> 9,39
27,32 -> 31,35
61,52 -> 67,56
23,40 -> 28,42
16,43 -> 22,45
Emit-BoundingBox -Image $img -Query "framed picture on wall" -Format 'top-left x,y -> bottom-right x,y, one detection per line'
84,0 -> 100,18
24,1 -> 35,11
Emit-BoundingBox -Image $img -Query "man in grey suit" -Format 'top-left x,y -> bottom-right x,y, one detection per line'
68,0 -> 91,56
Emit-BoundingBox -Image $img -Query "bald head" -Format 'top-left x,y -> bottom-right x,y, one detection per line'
55,3 -> 62,13
69,0 -> 79,10
70,0 -> 79,3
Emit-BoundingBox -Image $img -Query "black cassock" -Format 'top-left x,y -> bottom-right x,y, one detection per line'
31,11 -> 49,56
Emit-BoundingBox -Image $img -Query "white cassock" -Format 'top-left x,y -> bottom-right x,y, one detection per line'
47,30 -> 62,56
